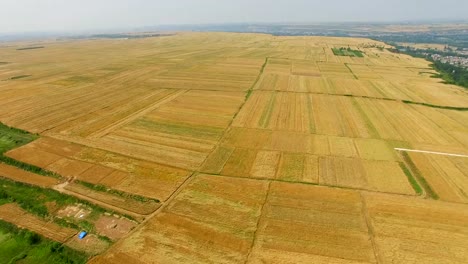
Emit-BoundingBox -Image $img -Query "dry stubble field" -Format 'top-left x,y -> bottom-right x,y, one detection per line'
0,32 -> 467,263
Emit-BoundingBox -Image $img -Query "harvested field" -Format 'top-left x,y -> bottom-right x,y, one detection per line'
319,157 -> 414,194
248,182 -> 376,263
1,32 -> 468,263
90,175 -> 269,264
0,203 -> 77,243
206,127 -> 416,194
94,90 -> 245,170
66,234 -> 110,256
405,152 -> 468,203
364,193 -> 468,264
6,137 -> 191,201
0,163 -> 59,187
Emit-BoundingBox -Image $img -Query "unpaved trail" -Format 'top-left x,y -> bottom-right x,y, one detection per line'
244,181 -> 271,264
395,148 -> 468,158
360,192 -> 382,264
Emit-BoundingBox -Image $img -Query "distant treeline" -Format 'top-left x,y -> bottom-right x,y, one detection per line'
432,60 -> 468,88
376,33 -> 468,50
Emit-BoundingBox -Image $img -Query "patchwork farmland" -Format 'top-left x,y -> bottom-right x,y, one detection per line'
0,32 -> 467,263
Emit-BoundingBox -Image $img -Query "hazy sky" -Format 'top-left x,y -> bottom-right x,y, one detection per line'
1,0 -> 467,33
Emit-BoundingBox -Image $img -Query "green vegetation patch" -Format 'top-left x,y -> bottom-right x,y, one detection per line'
258,92 -> 277,128
400,152 -> 439,199
0,123 -> 38,154
0,220 -> 87,264
332,47 -> 364,57
0,178 -> 122,235
76,180 -> 160,203
0,178 -> 91,217
398,162 -> 423,195
10,75 -> 31,80
0,122 -> 57,178
350,98 -> 380,138
430,61 -> 468,89
402,100 -> 468,111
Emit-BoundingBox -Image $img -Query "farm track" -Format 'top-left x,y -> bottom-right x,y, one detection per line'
244,181 -> 271,264
360,192 -> 381,264
395,148 -> 468,158
53,182 -> 147,221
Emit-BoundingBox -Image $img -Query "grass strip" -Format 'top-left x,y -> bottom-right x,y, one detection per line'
402,100 -> 468,111
400,152 -> 439,199
76,180 -> 160,203
398,162 -> 423,195
16,46 -> 44,50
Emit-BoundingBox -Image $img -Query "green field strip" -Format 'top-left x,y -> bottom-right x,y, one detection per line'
350,98 -> 380,139
400,152 -> 439,199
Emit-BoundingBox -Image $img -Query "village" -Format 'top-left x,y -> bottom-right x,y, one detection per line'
431,53 -> 468,68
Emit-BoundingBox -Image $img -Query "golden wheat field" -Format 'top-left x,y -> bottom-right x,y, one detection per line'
1,32 -> 468,263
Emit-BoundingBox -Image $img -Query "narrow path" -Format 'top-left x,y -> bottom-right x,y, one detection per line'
395,148 -> 468,158
360,192 -> 382,264
244,181 -> 271,264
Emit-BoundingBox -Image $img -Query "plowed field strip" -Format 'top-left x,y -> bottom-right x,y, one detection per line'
0,163 -> 59,187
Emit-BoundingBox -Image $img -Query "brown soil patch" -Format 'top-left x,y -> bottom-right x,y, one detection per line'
95,215 -> 137,241
65,234 -> 110,256
56,204 -> 92,220
0,163 -> 59,187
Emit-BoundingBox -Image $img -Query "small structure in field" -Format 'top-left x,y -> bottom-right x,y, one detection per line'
78,231 -> 87,240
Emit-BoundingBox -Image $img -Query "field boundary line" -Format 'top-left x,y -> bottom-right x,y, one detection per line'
244,180 -> 271,264
201,173 -> 420,197
88,89 -> 187,139
198,57 -> 268,171
360,193 -> 382,264
395,148 -> 468,158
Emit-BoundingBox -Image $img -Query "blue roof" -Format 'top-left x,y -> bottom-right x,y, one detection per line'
78,231 -> 87,239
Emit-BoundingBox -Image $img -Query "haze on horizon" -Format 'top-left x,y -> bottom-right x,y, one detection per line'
1,0 -> 467,33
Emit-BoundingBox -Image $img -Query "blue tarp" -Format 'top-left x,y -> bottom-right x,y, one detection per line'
78,231 -> 87,240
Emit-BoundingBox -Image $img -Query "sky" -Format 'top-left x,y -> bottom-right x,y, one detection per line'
0,0 -> 467,33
